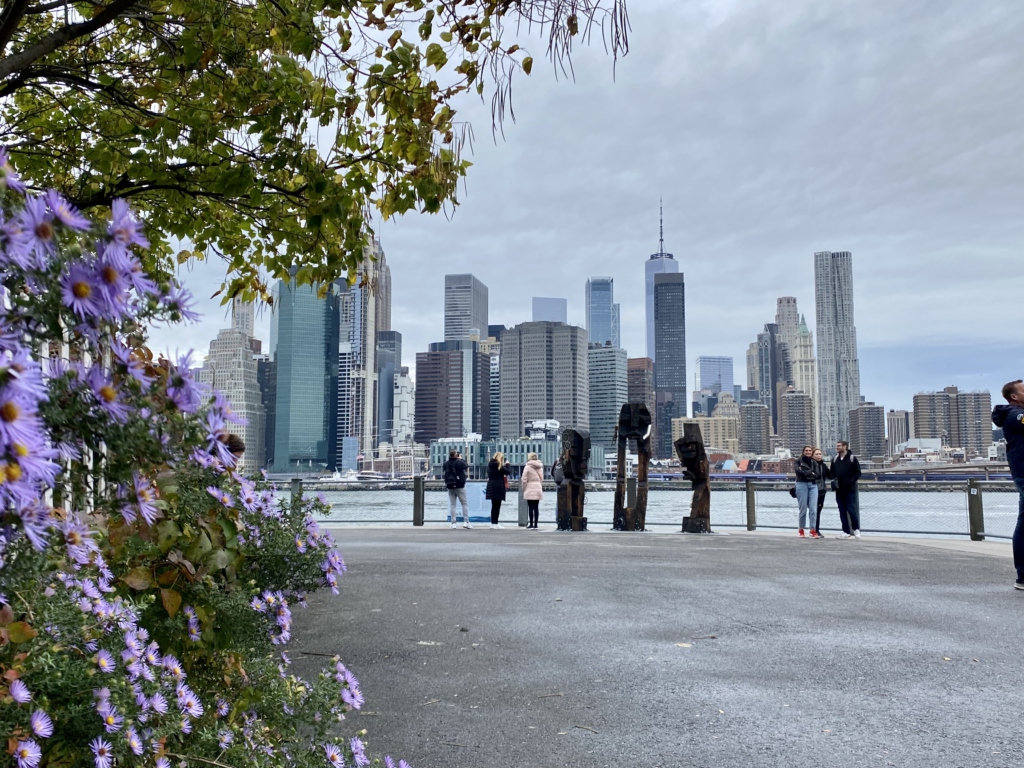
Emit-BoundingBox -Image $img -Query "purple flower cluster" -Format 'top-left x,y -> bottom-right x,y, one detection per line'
333,658 -> 365,711
251,590 -> 292,645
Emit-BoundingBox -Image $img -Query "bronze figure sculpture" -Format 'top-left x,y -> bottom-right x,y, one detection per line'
613,403 -> 652,531
674,422 -> 711,533
556,428 -> 590,531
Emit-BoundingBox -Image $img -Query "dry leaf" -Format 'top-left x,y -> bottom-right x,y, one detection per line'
943,657 -> 951,661
675,643 -> 692,648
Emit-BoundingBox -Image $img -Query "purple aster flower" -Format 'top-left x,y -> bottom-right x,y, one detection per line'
295,534 -> 307,554
216,698 -> 229,718
0,386 -> 46,449
144,642 -> 161,667
93,687 -> 111,703
350,737 -> 369,767
165,282 -> 200,322
133,473 -> 162,525
15,502 -> 51,551
179,716 -> 192,734
111,340 -> 153,386
15,196 -> 57,266
107,199 -> 149,250
44,190 -> 91,231
324,744 -> 345,768
341,686 -> 364,710
95,247 -> 130,319
29,710 -> 53,739
96,649 -> 116,673
90,737 -> 113,768
217,731 -> 233,749
98,702 -> 123,732
163,655 -> 185,680
149,692 -> 169,714
87,366 -> 130,423
206,485 -> 234,508
187,621 -> 201,642
60,261 -> 101,319
165,352 -> 203,413
126,726 -> 144,756
64,515 -> 98,564
0,149 -> 26,194
156,759 -> 170,768
399,761 -> 412,768
250,595 -> 266,612
9,679 -> 30,703
384,759 -> 397,768
13,739 -> 41,768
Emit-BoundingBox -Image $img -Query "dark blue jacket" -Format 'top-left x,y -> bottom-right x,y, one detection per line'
992,404 -> 1024,480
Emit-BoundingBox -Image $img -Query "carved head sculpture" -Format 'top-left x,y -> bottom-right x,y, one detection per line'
617,403 -> 652,443
560,428 -> 591,481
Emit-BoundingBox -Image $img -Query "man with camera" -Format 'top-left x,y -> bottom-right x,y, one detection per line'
442,449 -> 472,529
831,440 -> 862,539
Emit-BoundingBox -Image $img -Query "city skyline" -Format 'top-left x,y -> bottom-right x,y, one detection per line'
149,1 -> 1023,415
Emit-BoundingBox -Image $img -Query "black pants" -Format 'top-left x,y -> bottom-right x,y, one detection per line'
836,487 -> 860,533
527,500 -> 539,527
490,498 -> 502,525
815,490 -> 827,531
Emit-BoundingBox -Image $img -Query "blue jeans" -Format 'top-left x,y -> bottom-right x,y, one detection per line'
795,482 -> 818,530
1013,478 -> 1024,582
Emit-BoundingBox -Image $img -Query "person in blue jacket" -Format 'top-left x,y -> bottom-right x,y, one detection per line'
993,379 -> 1024,590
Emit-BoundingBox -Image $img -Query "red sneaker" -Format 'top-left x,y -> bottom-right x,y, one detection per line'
810,530 -> 821,539
798,529 -> 805,537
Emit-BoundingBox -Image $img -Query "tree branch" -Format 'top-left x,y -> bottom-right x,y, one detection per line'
0,0 -> 141,81
0,0 -> 30,58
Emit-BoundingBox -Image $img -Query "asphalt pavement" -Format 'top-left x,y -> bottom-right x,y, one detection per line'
291,528 -> 1024,768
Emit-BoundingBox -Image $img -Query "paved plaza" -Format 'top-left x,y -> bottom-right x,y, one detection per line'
293,529 -> 1023,767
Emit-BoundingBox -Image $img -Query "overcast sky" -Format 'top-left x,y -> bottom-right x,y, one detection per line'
150,0 -> 1024,413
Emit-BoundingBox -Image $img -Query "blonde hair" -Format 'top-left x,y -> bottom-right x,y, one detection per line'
527,452 -> 538,461
493,451 -> 505,469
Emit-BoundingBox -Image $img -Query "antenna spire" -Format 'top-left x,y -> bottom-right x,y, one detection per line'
659,198 -> 664,254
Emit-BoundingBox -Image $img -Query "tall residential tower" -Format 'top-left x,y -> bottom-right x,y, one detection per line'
814,251 -> 861,452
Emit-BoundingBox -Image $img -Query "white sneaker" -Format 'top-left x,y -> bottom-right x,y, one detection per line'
853,530 -> 861,538
490,523 -> 497,529
494,523 -> 503,529
836,533 -> 852,539
463,522 -> 473,529
451,522 -> 457,529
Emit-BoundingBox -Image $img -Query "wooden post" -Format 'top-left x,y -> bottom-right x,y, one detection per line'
627,477 -> 637,510
675,424 -> 711,533
290,478 -> 303,498
967,479 -> 985,541
745,478 -> 756,531
413,476 -> 425,526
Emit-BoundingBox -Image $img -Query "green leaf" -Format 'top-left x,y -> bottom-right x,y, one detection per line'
186,531 -> 213,562
207,549 -> 231,571
522,56 -> 534,75
156,521 -> 182,553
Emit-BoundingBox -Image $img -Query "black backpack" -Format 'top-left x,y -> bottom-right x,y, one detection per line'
443,460 -> 461,489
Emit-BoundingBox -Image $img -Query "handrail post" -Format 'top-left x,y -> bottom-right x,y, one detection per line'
518,480 -> 528,527
290,478 -> 303,498
967,479 -> 985,541
745,479 -> 756,531
413,476 -> 425,526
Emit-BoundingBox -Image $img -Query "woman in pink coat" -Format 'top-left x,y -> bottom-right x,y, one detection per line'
521,452 -> 545,529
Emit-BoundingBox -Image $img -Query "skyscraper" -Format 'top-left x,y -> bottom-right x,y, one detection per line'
653,272 -> 686,458
532,297 -> 567,324
775,297 -> 817,440
585,277 -> 620,348
270,271 -> 340,472
445,274 -> 488,341
755,323 -> 791,433
392,366 -> 415,446
849,402 -> 886,459
645,202 -> 679,360
376,331 -> 402,445
627,358 -> 655,411
588,344 -> 627,449
886,409 -> 913,456
913,387 -> 992,456
197,300 -> 266,473
695,356 -> 734,394
778,386 -> 815,455
740,402 -> 771,454
414,340 -> 490,444
814,251 -> 861,452
499,322 -> 589,438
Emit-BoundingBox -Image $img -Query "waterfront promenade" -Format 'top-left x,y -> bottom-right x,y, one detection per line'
293,529 -> 1023,767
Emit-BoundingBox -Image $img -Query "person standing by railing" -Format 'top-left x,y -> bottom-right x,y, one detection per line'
794,446 -> 820,538
993,380 -> 1024,590
485,451 -> 511,529
443,449 -> 471,529
522,452 -> 545,530
831,440 -> 862,539
810,448 -> 830,539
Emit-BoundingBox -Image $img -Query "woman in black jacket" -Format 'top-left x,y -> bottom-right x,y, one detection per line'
485,451 -> 511,529
794,445 -> 821,537
811,448 -> 830,539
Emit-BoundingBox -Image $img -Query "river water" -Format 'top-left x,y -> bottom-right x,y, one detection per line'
309,486 -> 1020,540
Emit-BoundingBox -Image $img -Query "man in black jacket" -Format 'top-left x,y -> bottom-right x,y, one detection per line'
992,380 -> 1024,589
831,440 -> 862,539
442,449 -> 472,529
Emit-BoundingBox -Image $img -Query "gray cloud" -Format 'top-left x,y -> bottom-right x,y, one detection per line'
152,0 -> 1024,412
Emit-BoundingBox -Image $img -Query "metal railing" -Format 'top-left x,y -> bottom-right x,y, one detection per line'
288,478 -> 1019,541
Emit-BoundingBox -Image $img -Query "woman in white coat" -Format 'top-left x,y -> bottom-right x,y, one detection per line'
521,452 -> 545,529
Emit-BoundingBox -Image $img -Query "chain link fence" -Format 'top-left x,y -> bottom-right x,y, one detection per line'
293,479 -> 1019,541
